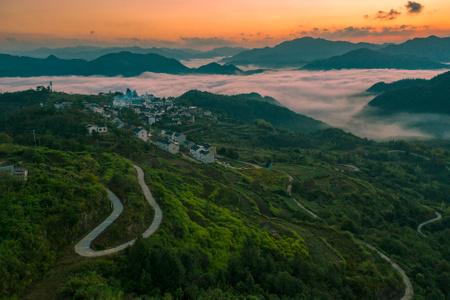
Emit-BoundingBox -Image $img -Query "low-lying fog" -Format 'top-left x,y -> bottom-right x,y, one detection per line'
0,69 -> 445,140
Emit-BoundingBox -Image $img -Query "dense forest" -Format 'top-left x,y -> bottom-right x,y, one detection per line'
363,71 -> 450,115
0,90 -> 448,299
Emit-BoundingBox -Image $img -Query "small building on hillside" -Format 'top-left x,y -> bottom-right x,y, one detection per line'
186,115 -> 195,123
189,106 -> 197,114
132,127 -> 148,142
157,139 -> 179,154
0,165 -> 28,180
190,145 -> 201,157
148,116 -> 157,125
54,102 -> 72,110
198,143 -> 216,154
164,120 -> 178,127
173,133 -> 186,144
199,150 -> 215,163
86,124 -> 108,134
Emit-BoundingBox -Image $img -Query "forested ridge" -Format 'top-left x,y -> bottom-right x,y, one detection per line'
0,90 -> 448,299
363,71 -> 450,115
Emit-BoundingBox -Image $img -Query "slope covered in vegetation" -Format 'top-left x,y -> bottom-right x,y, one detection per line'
0,90 -> 448,299
178,90 -> 329,133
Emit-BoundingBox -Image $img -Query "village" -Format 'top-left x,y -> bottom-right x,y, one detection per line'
58,89 -> 218,164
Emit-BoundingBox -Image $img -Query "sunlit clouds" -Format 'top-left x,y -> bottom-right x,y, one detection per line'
1,0 -> 449,49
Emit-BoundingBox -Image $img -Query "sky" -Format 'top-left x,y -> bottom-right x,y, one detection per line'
1,0 -> 449,50
0,69 -> 445,139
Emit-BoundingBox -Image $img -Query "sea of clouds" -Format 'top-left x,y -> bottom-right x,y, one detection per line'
0,69 -> 445,140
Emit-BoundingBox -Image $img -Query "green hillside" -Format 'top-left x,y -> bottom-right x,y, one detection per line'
0,90 -> 448,299
178,90 -> 329,133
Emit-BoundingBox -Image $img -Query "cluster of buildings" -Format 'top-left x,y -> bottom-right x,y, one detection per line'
82,90 -> 218,163
154,130 -> 216,163
54,102 -> 72,110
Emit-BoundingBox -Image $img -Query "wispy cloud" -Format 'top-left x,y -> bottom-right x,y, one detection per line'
297,25 -> 434,41
179,37 -> 237,48
375,9 -> 401,20
0,69 -> 444,139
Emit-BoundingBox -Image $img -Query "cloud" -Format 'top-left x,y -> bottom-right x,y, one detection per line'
405,1 -> 424,14
0,69 -> 444,140
116,37 -> 142,43
5,37 -> 16,42
375,9 -> 401,20
90,31 -> 95,35
297,25 -> 434,40
179,37 -> 237,48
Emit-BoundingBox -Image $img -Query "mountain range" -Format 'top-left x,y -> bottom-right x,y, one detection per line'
221,37 -> 384,67
0,52 -> 258,77
222,36 -> 450,68
380,35 -> 450,63
2,46 -> 248,61
301,48 -> 448,70
1,35 -> 448,76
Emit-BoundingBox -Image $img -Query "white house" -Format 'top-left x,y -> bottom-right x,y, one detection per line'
198,142 -> 216,154
190,145 -> 201,158
132,127 -> 148,142
157,139 -> 179,154
189,144 -> 215,163
86,124 -> 108,134
199,150 -> 215,163
148,116 -> 157,125
173,133 -> 186,144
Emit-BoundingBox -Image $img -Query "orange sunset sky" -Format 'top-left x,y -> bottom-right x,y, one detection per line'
1,0 -> 449,49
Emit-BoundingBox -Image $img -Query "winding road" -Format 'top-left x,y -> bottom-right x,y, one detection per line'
363,243 -> 414,300
286,175 -> 320,219
417,212 -> 442,237
75,164 -> 162,257
285,173 -> 413,300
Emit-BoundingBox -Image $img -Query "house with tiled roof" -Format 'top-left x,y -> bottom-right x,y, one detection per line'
157,138 -> 179,154
132,127 -> 148,142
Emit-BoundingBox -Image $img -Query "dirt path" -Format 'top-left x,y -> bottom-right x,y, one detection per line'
75,164 -> 162,257
215,154 -> 262,169
417,212 -> 442,237
286,174 -> 319,219
341,164 -> 360,172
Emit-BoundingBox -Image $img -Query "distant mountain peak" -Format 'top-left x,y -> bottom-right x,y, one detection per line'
46,54 -> 59,60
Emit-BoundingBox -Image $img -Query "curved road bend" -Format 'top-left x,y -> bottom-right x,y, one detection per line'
363,243 -> 413,300
417,212 -> 442,237
286,175 -> 319,219
75,164 -> 162,257
285,174 -> 413,299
